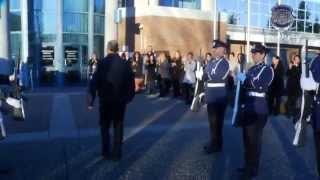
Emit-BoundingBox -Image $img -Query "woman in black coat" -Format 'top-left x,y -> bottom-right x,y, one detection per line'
286,55 -> 302,121
268,56 -> 284,115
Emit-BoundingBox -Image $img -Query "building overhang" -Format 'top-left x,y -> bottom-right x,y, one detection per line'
227,25 -> 320,47
118,6 -> 212,21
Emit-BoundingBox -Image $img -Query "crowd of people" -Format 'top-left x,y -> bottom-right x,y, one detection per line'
88,47 -> 307,120
87,45 -> 310,134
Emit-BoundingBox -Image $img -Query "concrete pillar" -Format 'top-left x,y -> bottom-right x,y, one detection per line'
55,0 -> 64,86
0,0 -> 10,60
21,0 -> 29,63
201,0 -> 213,12
88,0 -> 94,57
104,0 -> 118,56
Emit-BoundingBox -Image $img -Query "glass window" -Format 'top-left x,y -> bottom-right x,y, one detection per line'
160,0 -> 174,6
10,11 -> 21,31
42,12 -> 57,34
63,34 -> 88,44
119,0 -> 134,7
94,15 -> 104,34
94,35 -> 104,59
10,33 -> 21,59
63,13 -> 88,33
94,0 -> 105,13
159,0 -> 200,9
64,0 -> 88,12
10,0 -> 20,10
32,0 -> 57,11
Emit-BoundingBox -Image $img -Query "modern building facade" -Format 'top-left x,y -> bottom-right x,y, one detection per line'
4,0 -> 320,86
118,0 -> 320,68
8,0 -> 106,85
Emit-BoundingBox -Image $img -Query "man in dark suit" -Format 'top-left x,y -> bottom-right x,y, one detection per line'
88,40 -> 135,161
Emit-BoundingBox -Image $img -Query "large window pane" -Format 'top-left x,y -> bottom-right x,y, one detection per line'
63,13 -> 88,33
159,0 -> 201,9
94,15 -> 104,34
42,12 -> 57,33
63,34 -> 88,44
94,0 -> 105,13
64,0 -> 88,12
10,11 -> 21,31
10,33 -> 21,59
94,35 -> 104,59
10,0 -> 20,10
32,0 -> 57,11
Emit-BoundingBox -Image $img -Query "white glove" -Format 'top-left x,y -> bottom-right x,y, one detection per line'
195,69 -> 203,80
237,72 -> 246,82
9,74 -> 15,81
300,72 -> 318,91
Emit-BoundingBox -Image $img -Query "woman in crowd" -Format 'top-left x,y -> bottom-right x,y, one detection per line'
88,53 -> 99,80
182,52 -> 196,105
157,52 -> 171,97
132,51 -> 144,93
286,54 -> 302,122
268,56 -> 284,116
144,55 -> 157,94
170,51 -> 183,98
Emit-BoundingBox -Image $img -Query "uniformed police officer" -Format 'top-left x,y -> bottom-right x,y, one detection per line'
196,40 -> 230,154
236,44 -> 274,179
310,54 -> 320,177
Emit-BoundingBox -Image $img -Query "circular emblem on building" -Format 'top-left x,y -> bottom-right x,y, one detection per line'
271,4 -> 294,30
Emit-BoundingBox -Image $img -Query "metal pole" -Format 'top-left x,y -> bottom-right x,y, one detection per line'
0,0 -> 10,60
277,0 -> 281,56
246,0 -> 251,62
213,0 -> 217,40
21,0 -> 29,63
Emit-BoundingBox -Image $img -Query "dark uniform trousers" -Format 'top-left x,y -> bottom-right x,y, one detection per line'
99,102 -> 126,157
314,132 -> 320,176
242,114 -> 268,176
207,103 -> 227,150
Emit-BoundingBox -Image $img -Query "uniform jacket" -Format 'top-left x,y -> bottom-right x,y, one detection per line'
88,53 -> 135,106
203,57 -> 230,105
310,55 -> 320,130
240,62 -> 274,123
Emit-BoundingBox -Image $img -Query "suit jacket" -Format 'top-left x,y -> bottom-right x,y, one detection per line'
88,53 -> 135,106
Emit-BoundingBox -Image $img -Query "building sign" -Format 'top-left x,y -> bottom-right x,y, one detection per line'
41,46 -> 54,66
64,47 -> 78,67
271,4 -> 294,30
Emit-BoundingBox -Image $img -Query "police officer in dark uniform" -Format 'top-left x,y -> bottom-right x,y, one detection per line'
236,44 -> 274,179
310,54 -> 320,177
196,40 -> 230,154
88,40 -> 135,161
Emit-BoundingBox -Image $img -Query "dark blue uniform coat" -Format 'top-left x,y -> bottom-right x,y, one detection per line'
311,55 -> 320,131
240,62 -> 274,125
203,57 -> 230,105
